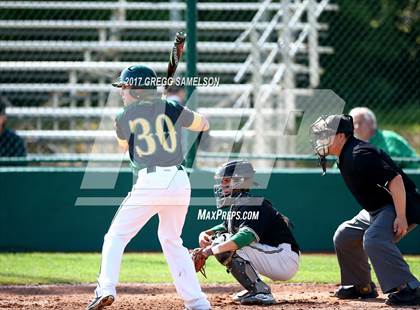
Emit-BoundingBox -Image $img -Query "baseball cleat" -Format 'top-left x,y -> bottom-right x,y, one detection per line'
385,287 -> 420,306
333,282 -> 378,299
239,292 -> 276,305
232,289 -> 249,302
86,294 -> 114,310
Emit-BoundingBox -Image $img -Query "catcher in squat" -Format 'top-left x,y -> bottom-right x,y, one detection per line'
193,160 -> 300,305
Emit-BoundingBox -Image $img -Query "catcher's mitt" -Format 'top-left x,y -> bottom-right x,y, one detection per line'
190,248 -> 208,278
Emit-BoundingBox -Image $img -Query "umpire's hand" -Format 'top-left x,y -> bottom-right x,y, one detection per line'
393,216 -> 408,240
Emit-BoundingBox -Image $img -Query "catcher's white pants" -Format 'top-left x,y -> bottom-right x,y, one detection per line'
95,166 -> 210,310
236,242 -> 299,281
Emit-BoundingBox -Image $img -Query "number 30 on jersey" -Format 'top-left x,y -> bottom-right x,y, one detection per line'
129,114 -> 177,157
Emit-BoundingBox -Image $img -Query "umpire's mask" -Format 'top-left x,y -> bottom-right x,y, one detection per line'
310,114 -> 354,174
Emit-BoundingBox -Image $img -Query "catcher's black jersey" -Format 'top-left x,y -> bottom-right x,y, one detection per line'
223,196 -> 300,250
115,99 -> 194,173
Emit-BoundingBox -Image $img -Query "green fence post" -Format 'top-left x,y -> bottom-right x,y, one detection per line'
185,0 -> 197,168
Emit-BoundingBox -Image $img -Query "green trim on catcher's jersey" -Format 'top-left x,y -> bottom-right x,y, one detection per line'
209,223 -> 227,234
230,226 -> 257,249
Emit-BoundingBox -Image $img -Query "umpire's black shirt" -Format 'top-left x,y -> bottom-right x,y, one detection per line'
338,136 -> 419,223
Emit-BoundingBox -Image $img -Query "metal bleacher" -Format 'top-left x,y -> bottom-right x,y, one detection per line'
0,0 -> 336,156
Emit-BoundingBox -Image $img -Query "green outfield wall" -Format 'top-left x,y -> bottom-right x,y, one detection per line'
1,168 -> 419,253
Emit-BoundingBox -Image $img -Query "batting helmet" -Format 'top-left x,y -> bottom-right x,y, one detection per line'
112,65 -> 158,89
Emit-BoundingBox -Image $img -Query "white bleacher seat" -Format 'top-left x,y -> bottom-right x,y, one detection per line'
0,61 -> 311,75
7,107 -> 289,118
16,129 -> 258,140
0,1 -> 338,11
0,20 -> 328,31
0,84 -> 314,96
0,40 -> 333,54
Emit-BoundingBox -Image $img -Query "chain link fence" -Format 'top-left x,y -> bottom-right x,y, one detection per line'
320,0 -> 420,152
0,0 -> 418,166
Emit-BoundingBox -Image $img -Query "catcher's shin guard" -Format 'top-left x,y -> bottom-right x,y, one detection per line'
214,251 -> 234,266
227,254 -> 271,295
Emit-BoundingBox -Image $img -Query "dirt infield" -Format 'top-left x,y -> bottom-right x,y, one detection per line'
0,283 -> 418,310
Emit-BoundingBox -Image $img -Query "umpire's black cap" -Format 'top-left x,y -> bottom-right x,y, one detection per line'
312,114 -> 354,136
329,114 -> 354,134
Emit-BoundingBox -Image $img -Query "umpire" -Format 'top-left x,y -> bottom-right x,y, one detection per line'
310,114 -> 420,306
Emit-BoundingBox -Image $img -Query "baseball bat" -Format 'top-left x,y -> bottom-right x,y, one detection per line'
162,31 -> 187,99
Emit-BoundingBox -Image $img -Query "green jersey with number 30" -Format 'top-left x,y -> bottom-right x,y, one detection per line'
115,99 -> 195,173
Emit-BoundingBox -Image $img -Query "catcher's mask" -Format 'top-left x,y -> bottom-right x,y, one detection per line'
310,114 -> 354,174
214,160 -> 257,208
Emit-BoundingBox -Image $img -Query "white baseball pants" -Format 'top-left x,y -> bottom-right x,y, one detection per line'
236,242 -> 300,281
94,166 -> 210,310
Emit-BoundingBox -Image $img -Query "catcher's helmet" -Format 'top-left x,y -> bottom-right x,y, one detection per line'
214,160 -> 256,208
112,65 -> 157,89
215,160 -> 255,179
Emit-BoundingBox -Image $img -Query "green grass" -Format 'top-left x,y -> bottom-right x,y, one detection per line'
1,253 -> 419,285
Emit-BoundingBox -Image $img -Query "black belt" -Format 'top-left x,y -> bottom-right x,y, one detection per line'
146,165 -> 184,174
291,244 -> 300,255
